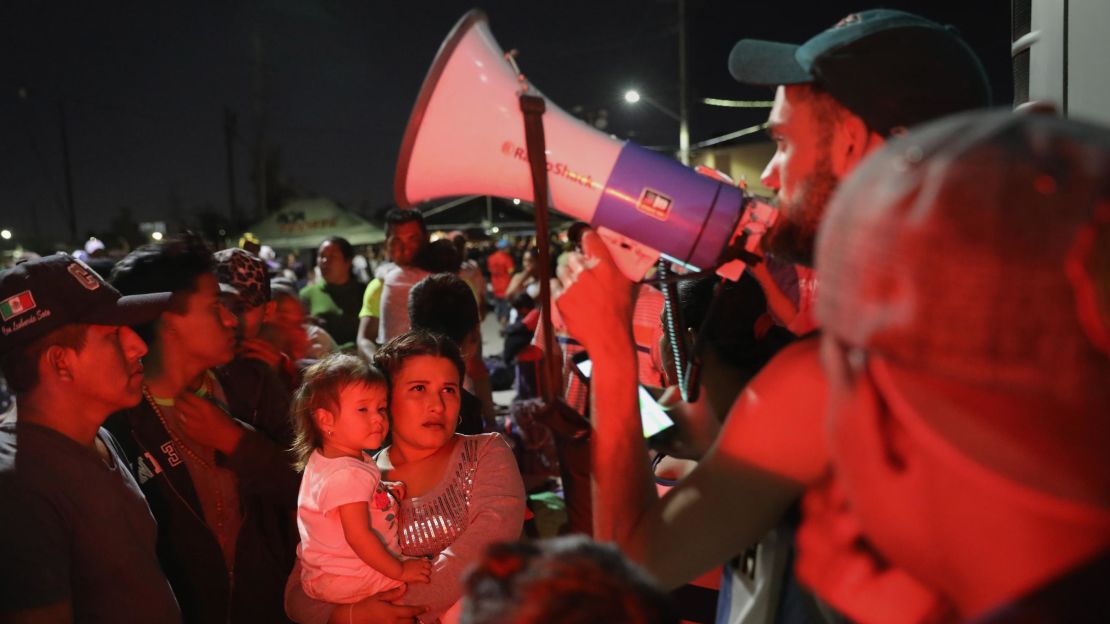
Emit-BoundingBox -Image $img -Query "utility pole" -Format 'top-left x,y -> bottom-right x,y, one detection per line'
58,100 -> 78,242
224,107 -> 238,225
253,31 -> 269,219
677,0 -> 690,166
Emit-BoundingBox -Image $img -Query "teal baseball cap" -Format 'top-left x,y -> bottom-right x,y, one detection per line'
729,9 -> 991,136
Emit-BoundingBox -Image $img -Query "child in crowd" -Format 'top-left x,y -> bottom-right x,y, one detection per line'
291,354 -> 431,604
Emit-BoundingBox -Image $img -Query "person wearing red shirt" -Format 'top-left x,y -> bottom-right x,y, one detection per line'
487,241 -> 515,330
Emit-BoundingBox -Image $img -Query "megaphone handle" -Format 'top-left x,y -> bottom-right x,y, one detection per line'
519,93 -> 563,404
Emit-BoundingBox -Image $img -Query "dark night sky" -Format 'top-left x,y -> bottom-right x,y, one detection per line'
1,0 -> 1013,245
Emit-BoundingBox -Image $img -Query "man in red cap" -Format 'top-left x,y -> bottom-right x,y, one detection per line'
0,254 -> 181,622
798,110 -> 1110,621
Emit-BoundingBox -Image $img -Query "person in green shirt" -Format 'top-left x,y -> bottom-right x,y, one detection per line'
356,275 -> 385,361
300,237 -> 366,350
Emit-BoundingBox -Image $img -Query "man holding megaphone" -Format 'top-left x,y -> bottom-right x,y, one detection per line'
556,9 -> 991,623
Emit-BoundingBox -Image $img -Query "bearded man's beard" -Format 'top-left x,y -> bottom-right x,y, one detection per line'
763,161 -> 839,267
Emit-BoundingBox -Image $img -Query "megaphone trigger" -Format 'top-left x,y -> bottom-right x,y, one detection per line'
596,227 -> 661,282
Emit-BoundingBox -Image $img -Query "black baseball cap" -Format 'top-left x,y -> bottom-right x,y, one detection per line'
729,9 -> 991,136
0,253 -> 172,354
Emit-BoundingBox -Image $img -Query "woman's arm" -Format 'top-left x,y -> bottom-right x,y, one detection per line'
400,434 -> 526,616
283,564 -> 427,624
503,270 -> 533,301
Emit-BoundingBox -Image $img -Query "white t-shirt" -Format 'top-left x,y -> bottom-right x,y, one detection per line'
374,261 -> 397,281
297,451 -> 403,603
379,265 -> 430,343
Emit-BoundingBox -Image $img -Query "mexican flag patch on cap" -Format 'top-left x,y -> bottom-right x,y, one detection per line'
0,291 -> 36,321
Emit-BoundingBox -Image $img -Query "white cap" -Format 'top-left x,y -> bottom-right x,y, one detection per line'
84,237 -> 106,255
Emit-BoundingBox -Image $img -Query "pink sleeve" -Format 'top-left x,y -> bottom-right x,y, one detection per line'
315,463 -> 379,514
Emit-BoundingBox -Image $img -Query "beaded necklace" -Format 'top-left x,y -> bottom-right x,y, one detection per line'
143,385 -> 215,468
142,384 -> 227,535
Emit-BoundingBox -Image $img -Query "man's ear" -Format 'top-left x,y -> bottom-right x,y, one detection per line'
825,341 -> 913,476
833,113 -> 883,176
44,345 -> 74,382
158,307 -> 185,338
857,369 -> 913,474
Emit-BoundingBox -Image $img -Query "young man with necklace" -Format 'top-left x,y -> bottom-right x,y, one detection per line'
106,233 -> 301,623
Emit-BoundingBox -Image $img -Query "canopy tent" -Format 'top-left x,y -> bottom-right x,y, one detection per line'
417,195 -> 570,233
242,198 -> 385,249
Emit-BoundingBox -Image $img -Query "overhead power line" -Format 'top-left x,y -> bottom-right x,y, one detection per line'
699,98 -> 774,108
691,122 -> 769,149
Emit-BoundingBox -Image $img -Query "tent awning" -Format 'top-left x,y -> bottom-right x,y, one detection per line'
242,198 -> 385,249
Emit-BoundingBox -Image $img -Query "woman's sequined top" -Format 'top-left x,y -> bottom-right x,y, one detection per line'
393,435 -> 482,557
364,433 -> 524,622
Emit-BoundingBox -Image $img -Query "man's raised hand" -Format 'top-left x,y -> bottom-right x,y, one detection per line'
554,229 -> 635,353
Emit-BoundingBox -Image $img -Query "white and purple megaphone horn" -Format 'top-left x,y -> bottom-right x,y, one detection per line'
395,10 -> 776,280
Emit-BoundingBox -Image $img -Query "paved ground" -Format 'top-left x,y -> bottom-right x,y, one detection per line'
480,311 -> 519,407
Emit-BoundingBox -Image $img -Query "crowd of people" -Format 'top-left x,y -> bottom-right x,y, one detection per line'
1,7 -> 1108,624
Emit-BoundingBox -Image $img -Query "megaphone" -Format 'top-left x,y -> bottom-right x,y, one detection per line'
396,10 -> 776,280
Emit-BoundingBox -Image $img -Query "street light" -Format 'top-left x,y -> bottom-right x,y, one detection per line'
623,89 -> 690,166
0,229 -> 11,240
151,231 -> 164,241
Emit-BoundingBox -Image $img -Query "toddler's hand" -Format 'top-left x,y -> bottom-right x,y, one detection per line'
398,557 -> 431,583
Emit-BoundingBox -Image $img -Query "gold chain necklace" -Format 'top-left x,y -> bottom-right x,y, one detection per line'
142,385 -> 226,530
143,385 -> 215,469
